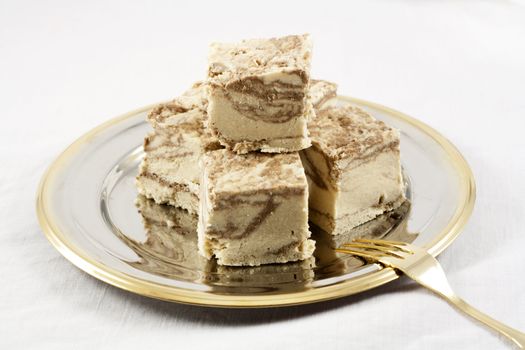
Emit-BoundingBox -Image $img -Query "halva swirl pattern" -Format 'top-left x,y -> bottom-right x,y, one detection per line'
198,150 -> 314,266
136,82 -> 222,213
207,34 -> 313,154
135,34 -> 406,267
300,105 -> 406,235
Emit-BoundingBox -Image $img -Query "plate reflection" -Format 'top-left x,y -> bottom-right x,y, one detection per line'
115,195 -> 416,294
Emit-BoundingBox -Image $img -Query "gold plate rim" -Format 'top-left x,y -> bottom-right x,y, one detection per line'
36,96 -> 476,308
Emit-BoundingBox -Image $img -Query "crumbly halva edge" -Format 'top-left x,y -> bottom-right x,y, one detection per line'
146,82 -> 210,135
309,80 -> 337,110
309,105 -> 399,161
136,82 -> 222,205
208,34 -> 312,85
203,149 -> 307,194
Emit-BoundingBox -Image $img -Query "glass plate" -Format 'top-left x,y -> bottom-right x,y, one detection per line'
36,96 -> 475,307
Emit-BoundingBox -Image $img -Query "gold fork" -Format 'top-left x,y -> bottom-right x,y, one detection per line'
337,238 -> 525,349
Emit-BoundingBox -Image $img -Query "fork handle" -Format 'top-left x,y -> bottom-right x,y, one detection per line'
445,295 -> 525,349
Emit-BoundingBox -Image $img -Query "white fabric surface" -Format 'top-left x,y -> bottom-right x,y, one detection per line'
1,1 -> 524,349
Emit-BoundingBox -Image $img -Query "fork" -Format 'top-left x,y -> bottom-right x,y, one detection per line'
337,238 -> 525,349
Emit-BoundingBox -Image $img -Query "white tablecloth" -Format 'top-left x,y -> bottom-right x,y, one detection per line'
1,1 -> 524,349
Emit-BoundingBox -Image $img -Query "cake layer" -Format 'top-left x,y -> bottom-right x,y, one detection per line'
300,105 -> 405,235
198,149 -> 314,266
207,34 -> 313,153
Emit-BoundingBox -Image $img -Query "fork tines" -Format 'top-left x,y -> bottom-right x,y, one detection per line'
335,238 -> 413,260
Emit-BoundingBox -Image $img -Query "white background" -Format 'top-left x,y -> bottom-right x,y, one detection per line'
1,1 -> 524,349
